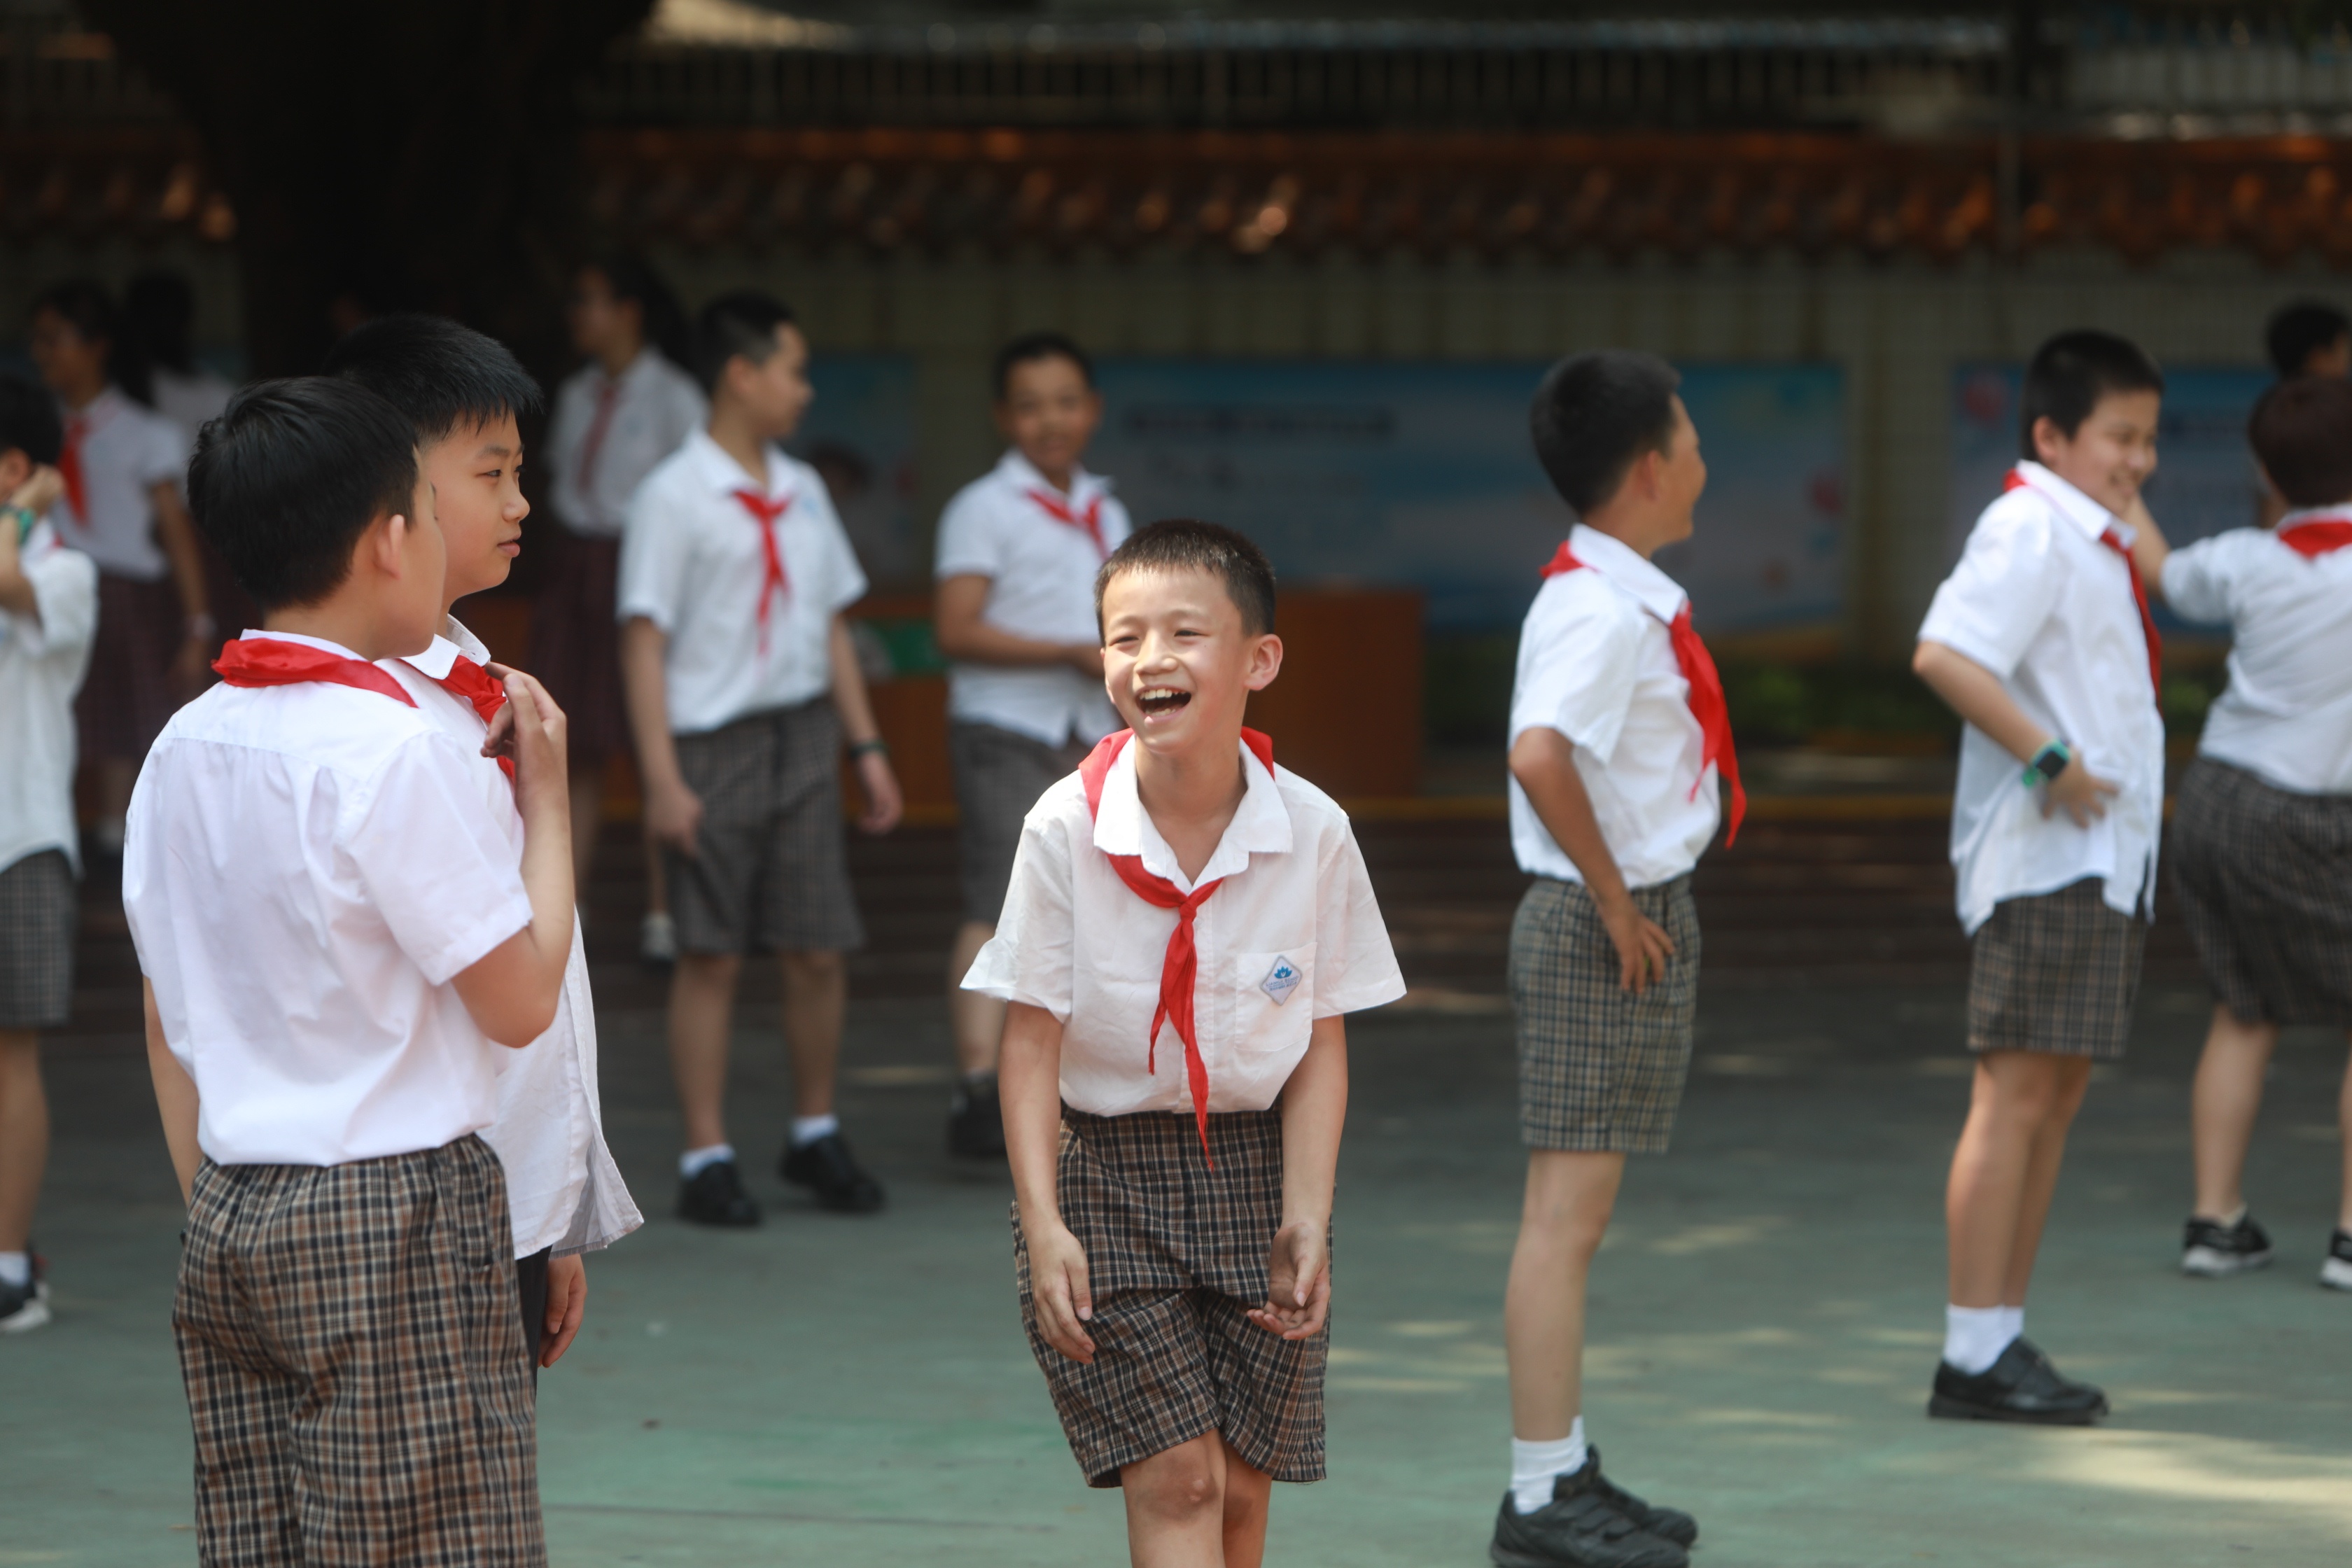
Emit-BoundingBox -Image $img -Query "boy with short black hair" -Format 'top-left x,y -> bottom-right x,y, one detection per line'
620,289 -> 903,1226
1913,329 -> 2167,1424
1492,351 -> 1730,1568
128,376 -> 580,1563
0,377 -> 93,1334
2264,299 -> 2351,380
970,517 -> 1403,1567
933,330 -> 1133,1158
326,314 -> 641,1373
2132,374 -> 2352,1288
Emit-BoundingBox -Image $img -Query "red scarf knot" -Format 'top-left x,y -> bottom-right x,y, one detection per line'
1027,486 -> 1108,559
1076,727 -> 1278,1163
212,639 -> 418,708
732,489 -> 794,654
431,654 -> 516,782
2278,517 -> 2352,558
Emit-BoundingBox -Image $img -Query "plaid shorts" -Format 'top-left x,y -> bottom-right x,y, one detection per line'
951,721 -> 1089,925
1013,1107 -> 1327,1488
174,1135 -> 543,1567
1508,875 -> 1701,1154
0,849 -> 75,1031
667,699 -> 864,955
1967,878 -> 2148,1059
2172,757 -> 2352,1028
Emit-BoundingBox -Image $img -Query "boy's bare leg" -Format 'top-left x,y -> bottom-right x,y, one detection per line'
948,920 -> 1004,1076
1947,1052 -> 2084,1307
568,769 -> 603,888
780,949 -> 845,1119
0,1031 -> 48,1253
2001,1058 -> 2092,1306
1121,1431 -> 1233,1567
2338,1038 -> 2352,1231
1504,1150 -> 1625,1441
668,953 -> 742,1150
2190,1006 -> 2278,1220
1217,1440 -> 1273,1568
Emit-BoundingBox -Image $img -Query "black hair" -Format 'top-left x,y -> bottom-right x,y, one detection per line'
1528,350 -> 1682,516
993,330 -> 1096,402
692,290 -> 796,394
187,378 -> 420,610
2018,330 -> 2164,460
1096,518 -> 1277,636
2264,300 -> 2351,379
0,374 -> 63,468
320,314 -> 543,446
30,277 -> 150,405
581,252 -> 694,373
2250,374 -> 2352,508
125,271 -> 198,377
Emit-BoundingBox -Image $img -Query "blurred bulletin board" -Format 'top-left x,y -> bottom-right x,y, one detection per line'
1087,359 -> 1847,638
790,353 -> 921,588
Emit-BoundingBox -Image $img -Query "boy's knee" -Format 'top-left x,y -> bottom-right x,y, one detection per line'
1126,1443 -> 1223,1519
783,948 -> 844,982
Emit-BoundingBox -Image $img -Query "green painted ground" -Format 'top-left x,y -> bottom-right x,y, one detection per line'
10,986 -> 2351,1566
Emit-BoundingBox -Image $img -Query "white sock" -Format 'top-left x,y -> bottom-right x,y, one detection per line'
790,1114 -> 839,1147
1943,1304 -> 2015,1375
0,1252 -> 27,1289
1509,1420 -> 1588,1515
678,1143 -> 735,1178
1996,1305 -> 2024,1346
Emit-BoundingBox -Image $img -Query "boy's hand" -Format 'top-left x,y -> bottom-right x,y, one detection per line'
644,779 -> 704,856
1596,888 -> 1674,993
2042,757 -> 2120,827
1250,1220 -> 1330,1340
540,1255 -> 587,1369
1026,1222 -> 1096,1364
7,464 -> 64,518
853,750 -> 903,835
484,666 -> 570,796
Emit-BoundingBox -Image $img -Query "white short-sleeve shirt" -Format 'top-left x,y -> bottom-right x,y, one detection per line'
2162,512 -> 2352,795
122,631 -> 536,1167
1919,461 -> 2167,934
616,429 -> 869,734
149,368 -> 234,451
935,450 -> 1132,746
546,351 -> 706,538
963,737 -> 1406,1116
48,386 -> 186,581
1507,524 -> 1721,889
0,522 -> 99,876
384,620 -> 643,1258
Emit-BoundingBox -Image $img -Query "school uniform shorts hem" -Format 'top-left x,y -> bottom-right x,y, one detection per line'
1509,875 -> 1700,1155
1013,1107 -> 1326,1489
1966,878 -> 2147,1060
2171,757 -> 2352,1028
0,849 -> 75,1031
951,721 -> 1089,926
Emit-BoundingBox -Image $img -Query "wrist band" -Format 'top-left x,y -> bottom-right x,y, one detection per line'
848,738 -> 889,759
2024,738 -> 2072,787
3,505 -> 33,540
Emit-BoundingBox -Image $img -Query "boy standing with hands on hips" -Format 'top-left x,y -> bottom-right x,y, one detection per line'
967,520 -> 1404,1567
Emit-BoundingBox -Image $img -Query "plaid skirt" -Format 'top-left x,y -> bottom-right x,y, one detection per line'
75,570 -> 181,764
951,721 -> 1088,925
174,1135 -> 543,1567
527,533 -> 629,765
666,700 -> 864,955
2172,757 -> 2352,1028
1966,878 -> 2148,1059
0,849 -> 75,1031
1508,875 -> 1701,1155
1013,1107 -> 1327,1488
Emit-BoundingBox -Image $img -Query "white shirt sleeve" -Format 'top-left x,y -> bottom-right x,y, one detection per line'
134,413 -> 189,489
1508,580 -> 1644,765
345,734 -> 535,985
1098,494 -> 1133,553
960,809 -> 1076,1019
1918,503 -> 2068,680
1308,825 -> 1407,1019
2160,534 -> 2236,626
615,470 -> 687,631
934,486 -> 1001,579
21,542 -> 98,659
657,370 -> 708,451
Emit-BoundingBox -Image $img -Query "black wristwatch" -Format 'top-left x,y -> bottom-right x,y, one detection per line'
2025,738 -> 2072,786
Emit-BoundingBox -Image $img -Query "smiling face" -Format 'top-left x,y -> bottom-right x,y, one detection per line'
425,414 -> 528,610
1099,564 -> 1282,761
722,322 -> 813,444
2033,388 -> 2160,518
995,353 -> 1101,489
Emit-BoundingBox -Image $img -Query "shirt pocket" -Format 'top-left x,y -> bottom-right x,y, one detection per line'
1226,943 -> 1317,1057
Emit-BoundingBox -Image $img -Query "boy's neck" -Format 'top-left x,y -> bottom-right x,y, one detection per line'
260,601 -> 405,663
706,405 -> 776,489
1576,507 -> 1672,562
596,342 -> 640,381
1130,732 -> 1248,835
1024,453 -> 1078,496
59,379 -> 106,415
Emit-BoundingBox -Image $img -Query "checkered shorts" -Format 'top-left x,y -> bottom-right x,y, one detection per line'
174,1135 -> 542,1567
1508,875 -> 1700,1154
667,699 -> 864,955
951,721 -> 1088,925
1967,878 -> 2148,1059
0,849 -> 74,1031
1013,1107 -> 1327,1488
2171,757 -> 2352,1028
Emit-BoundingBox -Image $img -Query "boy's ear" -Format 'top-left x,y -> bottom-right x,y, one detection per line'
2029,414 -> 2066,465
1243,632 -> 1284,693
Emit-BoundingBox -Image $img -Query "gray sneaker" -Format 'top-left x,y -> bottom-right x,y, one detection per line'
1490,1459 -> 1688,1568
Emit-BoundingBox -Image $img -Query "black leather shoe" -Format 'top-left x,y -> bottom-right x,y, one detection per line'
780,1131 -> 887,1212
1575,1449 -> 1696,1548
948,1075 -> 1006,1159
676,1160 -> 761,1227
1928,1337 -> 2108,1425
1490,1464 -> 1688,1568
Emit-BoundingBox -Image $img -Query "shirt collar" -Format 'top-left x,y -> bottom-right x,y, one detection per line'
239,627 -> 370,662
686,426 -> 795,503
1567,522 -> 1688,624
1092,736 -> 1292,895
2012,461 -> 2121,540
2278,504 -> 2352,528
64,384 -> 125,431
398,620 -> 484,682
996,448 -> 1107,506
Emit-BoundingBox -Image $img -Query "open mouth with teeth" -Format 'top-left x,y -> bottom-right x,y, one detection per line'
1135,686 -> 1191,718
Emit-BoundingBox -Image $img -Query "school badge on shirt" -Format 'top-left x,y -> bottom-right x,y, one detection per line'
1261,956 -> 1302,1005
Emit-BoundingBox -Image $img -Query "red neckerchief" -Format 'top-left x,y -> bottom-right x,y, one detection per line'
1540,540 -> 1745,845
732,489 -> 794,654
2002,467 -> 2164,696
428,653 -> 516,783
1027,486 -> 1108,559
58,412 -> 88,523
574,376 -> 623,497
2277,513 -> 2352,558
1077,726 -> 1278,1163
213,638 -> 417,707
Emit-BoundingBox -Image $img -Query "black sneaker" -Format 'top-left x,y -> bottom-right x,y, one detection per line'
1490,1460 -> 1688,1568
948,1074 -> 1006,1159
676,1160 -> 761,1227
1576,1449 -> 1696,1548
0,1247 -> 50,1334
2320,1228 -> 2352,1292
1928,1336 -> 2108,1425
2182,1212 -> 2273,1277
780,1131 -> 887,1213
